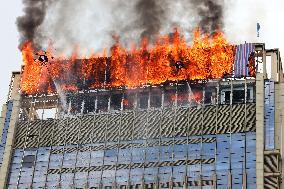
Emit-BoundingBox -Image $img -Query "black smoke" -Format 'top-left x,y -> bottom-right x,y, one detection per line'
193,0 -> 224,34
17,0 -> 53,49
135,0 -> 167,41
16,0 -> 224,52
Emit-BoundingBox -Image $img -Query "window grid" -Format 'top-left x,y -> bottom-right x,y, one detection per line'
6,79 -> 257,189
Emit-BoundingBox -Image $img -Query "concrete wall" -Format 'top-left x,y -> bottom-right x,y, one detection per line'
256,73 -> 264,189
0,73 -> 21,189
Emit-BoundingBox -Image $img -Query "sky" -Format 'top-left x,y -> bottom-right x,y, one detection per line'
0,0 -> 284,107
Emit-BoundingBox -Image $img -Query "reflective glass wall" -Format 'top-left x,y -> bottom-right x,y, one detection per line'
7,132 -> 256,189
8,79 -> 256,189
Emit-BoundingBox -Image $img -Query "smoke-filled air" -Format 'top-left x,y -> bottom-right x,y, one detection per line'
17,0 -> 224,53
18,0 -> 240,99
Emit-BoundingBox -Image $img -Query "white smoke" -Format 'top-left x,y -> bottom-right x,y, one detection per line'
20,0 -> 284,61
37,0 -> 223,56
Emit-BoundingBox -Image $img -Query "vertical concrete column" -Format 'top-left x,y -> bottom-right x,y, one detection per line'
274,83 -> 281,150
0,73 -> 21,189
279,82 -> 284,189
256,73 -> 264,189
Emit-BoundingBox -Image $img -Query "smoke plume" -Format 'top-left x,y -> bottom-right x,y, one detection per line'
193,0 -> 224,34
135,0 -> 167,41
16,0 -> 53,49
17,0 -> 225,53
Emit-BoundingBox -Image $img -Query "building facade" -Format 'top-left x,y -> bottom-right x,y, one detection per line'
0,43 -> 283,189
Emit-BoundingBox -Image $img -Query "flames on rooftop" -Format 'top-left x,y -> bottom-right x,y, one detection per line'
20,28 -> 235,95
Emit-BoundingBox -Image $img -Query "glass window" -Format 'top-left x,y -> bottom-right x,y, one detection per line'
177,83 -> 190,107
116,169 -> 129,185
118,148 -> 131,164
32,182 -> 45,188
264,80 -> 275,149
173,165 -> 185,182
110,93 -> 122,110
123,93 -> 136,110
144,167 -> 158,183
60,173 -> 73,188
89,171 -> 102,188
104,149 -> 117,166
22,155 -> 35,168
159,166 -> 171,183
97,95 -> 109,112
46,174 -> 60,188
139,91 -> 149,109
150,89 -> 162,108
75,172 -> 88,188
204,86 -> 217,105
173,144 -> 187,161
130,168 -> 143,184
19,170 -> 33,184
76,151 -> 90,167
187,141 -> 201,160
102,170 -> 115,186
132,147 -> 145,163
187,164 -> 200,182
146,147 -> 159,162
164,88 -> 176,107
160,144 -> 173,162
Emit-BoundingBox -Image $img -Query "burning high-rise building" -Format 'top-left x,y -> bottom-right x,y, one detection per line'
0,36 -> 283,189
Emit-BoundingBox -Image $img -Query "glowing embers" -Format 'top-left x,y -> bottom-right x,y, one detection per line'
20,28 -> 235,95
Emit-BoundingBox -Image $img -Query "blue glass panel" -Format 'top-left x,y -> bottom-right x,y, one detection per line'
132,147 -> 145,163
49,152 -> 63,169
32,182 -> 45,188
264,80 -> 275,149
60,173 -> 73,188
74,172 -> 88,188
117,148 -> 131,164
104,148 -> 117,166
173,144 -> 187,161
173,165 -> 185,182
19,169 -> 33,184
90,150 -> 104,166
46,174 -> 60,188
89,171 -> 101,186
116,169 -> 129,185
130,168 -> 143,184
101,170 -> 115,186
146,146 -> 159,162
144,167 -> 158,183
0,101 -> 13,165
187,164 -> 200,182
160,143 -> 173,162
159,166 -> 171,183
216,134 -> 230,188
76,150 -> 90,167
63,152 -> 77,168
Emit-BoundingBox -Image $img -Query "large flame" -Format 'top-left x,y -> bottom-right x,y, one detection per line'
20,28 -> 235,95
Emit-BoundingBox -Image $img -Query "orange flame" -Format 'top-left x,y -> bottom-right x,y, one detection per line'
20,28 -> 235,95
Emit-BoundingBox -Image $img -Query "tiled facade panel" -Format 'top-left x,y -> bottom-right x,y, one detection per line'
8,133 -> 256,189
13,103 -> 256,149
7,102 -> 256,189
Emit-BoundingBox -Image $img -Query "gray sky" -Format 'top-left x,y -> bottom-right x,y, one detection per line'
0,0 -> 284,106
